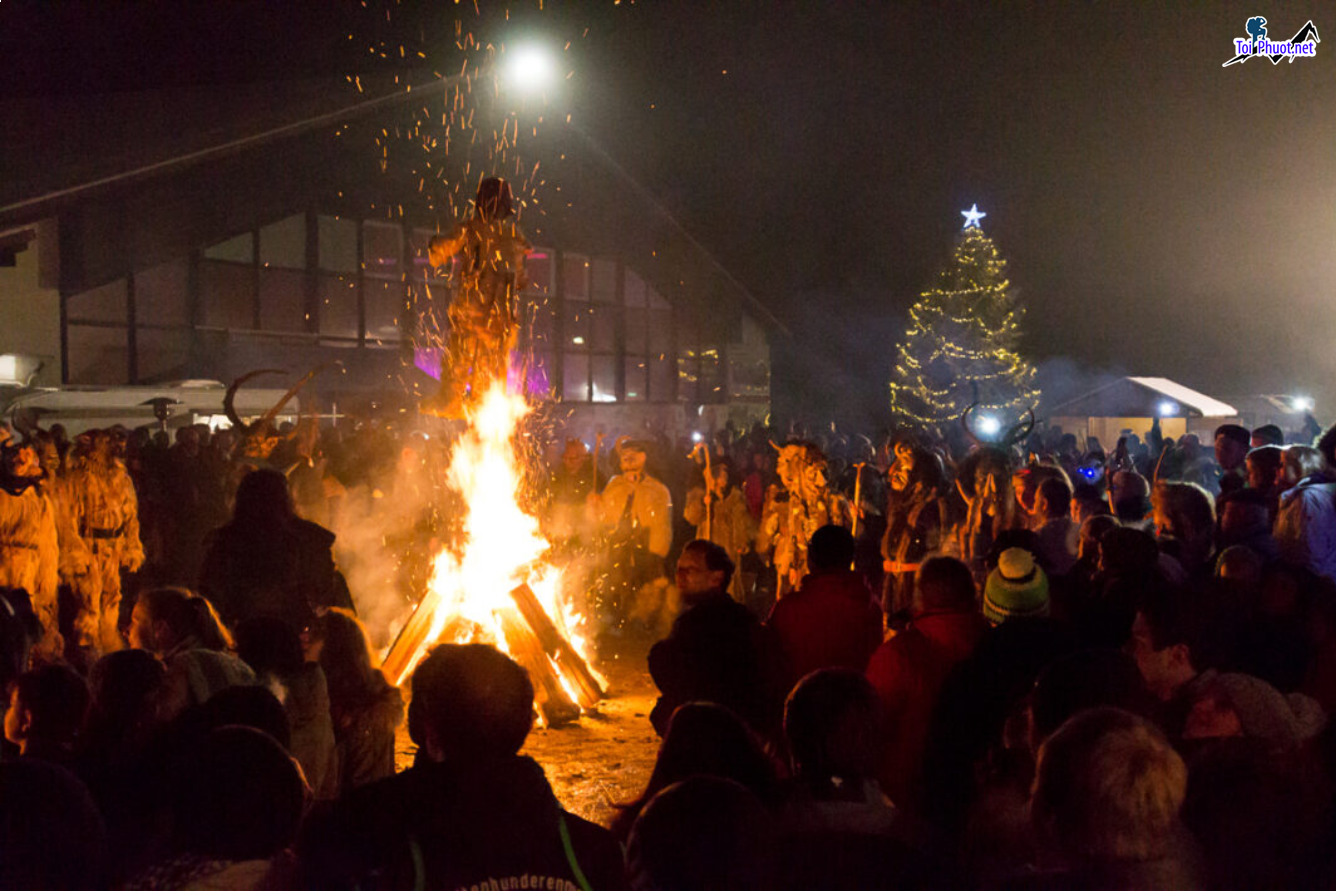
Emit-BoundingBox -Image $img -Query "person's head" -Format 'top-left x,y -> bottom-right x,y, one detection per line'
1215,544 -> 1264,589
1030,650 -> 1150,748
1250,424 -> 1284,449
1031,708 -> 1187,864
1214,424 -> 1251,471
806,525 -> 854,574
408,644 -> 532,762
1096,525 -> 1158,577
627,777 -> 778,891
784,669 -> 880,784
1218,487 -> 1271,541
234,618 -> 305,681
1244,445 -> 1284,491
1151,481 -> 1215,546
1280,445 -> 1326,488
1,442 -> 40,479
174,425 -> 200,455
983,548 -> 1050,625
560,438 -> 588,474
1070,482 -> 1110,526
473,176 -> 514,222
86,649 -> 166,752
675,540 -> 734,601
1318,423 -> 1336,470
618,440 -> 651,477
231,468 -> 294,525
168,726 -> 304,861
1078,514 -> 1120,564
1109,470 -> 1150,522
305,607 -> 380,699
1127,589 -> 1204,701
1183,672 -> 1326,746
704,460 -> 731,493
913,555 -> 976,614
643,702 -> 777,809
1034,476 -> 1073,522
129,588 -> 233,654
4,665 -> 89,754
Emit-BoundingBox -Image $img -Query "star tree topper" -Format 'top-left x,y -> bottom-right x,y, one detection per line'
961,203 -> 987,229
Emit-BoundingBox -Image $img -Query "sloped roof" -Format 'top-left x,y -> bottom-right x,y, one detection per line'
1047,376 -> 1238,418
1126,377 -> 1237,417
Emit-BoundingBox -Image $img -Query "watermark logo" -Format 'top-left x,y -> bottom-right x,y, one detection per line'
1223,16 -> 1320,66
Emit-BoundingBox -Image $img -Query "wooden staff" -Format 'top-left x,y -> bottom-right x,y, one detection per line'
690,442 -> 713,541
850,462 -> 866,539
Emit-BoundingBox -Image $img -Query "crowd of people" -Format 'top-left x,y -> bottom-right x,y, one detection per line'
2,403 -> 1336,888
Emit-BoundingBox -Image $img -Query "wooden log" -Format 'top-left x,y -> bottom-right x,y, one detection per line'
498,606 -> 581,727
383,589 -> 450,687
509,583 -> 604,709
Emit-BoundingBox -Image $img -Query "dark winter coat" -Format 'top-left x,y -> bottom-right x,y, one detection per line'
768,569 -> 883,693
297,755 -> 627,891
648,591 -> 782,737
199,517 -> 351,630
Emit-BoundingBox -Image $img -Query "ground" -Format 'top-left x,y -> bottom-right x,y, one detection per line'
395,643 -> 660,828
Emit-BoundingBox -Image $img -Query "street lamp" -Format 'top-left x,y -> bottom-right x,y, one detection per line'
503,44 -> 556,94
1292,395 -> 1315,412
1158,400 -> 1179,417
977,415 -> 1001,438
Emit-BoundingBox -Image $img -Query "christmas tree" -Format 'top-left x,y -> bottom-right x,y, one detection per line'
888,206 -> 1040,429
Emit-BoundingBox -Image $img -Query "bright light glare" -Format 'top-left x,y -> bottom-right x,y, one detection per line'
1158,401 -> 1179,417
978,415 -> 1001,437
691,431 -> 703,443
505,45 -> 555,93
1293,396 -> 1315,412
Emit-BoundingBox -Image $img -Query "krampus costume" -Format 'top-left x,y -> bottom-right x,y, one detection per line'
881,443 -> 951,622
64,430 -> 144,654
0,441 -> 63,660
757,441 -> 849,598
424,177 -> 531,418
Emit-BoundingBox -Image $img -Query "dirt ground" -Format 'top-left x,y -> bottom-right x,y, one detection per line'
394,644 -> 660,828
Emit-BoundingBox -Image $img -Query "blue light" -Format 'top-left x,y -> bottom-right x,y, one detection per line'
961,204 -> 987,229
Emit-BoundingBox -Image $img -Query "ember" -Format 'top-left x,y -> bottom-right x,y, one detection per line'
381,383 -> 602,725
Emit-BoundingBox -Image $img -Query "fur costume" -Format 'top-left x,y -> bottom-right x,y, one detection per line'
0,458 -> 61,660
65,435 -> 144,655
757,442 -> 849,597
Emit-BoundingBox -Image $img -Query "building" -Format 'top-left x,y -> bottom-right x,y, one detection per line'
1047,376 -> 1240,445
0,78 -> 781,440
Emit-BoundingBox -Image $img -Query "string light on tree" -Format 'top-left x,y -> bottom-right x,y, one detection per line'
888,206 -> 1040,429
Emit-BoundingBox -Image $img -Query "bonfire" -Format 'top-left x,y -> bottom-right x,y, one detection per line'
381,383 -> 603,724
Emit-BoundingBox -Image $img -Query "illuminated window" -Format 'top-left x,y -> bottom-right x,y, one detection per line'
562,253 -> 589,299
318,216 -> 358,273
591,259 -> 617,304
624,357 -> 647,402
563,353 -> 589,402
259,215 -> 305,270
363,222 -> 403,280
591,355 -> 618,403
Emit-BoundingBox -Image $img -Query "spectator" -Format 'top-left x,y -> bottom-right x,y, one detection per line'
0,758 -> 109,890
1215,423 -> 1252,498
1029,708 -> 1200,888
4,663 -> 88,766
866,556 -> 988,812
81,649 -> 166,767
305,608 -> 404,794
1181,672 -> 1325,747
0,587 -> 41,695
235,616 -> 338,799
626,777 -> 778,891
983,548 -> 1050,625
199,468 -> 352,632
1126,588 -> 1217,740
1029,649 -> 1152,748
1217,487 -> 1280,563
299,643 -> 627,890
1245,444 -> 1285,516
1251,423 -> 1285,448
1069,481 -> 1110,527
610,701 -> 778,843
1273,435 -> 1336,584
127,726 -> 304,890
1031,477 -> 1077,576
648,540 -> 781,737
768,525 -> 883,693
1152,481 -> 1216,578
1109,470 -> 1152,531
128,587 -> 256,720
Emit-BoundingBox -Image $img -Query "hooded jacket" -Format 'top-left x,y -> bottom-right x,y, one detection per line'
1275,474 -> 1336,583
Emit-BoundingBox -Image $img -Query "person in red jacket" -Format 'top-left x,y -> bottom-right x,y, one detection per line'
865,556 -> 989,814
768,525 -> 883,697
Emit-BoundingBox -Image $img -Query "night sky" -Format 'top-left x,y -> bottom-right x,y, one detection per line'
4,1 -> 1333,422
